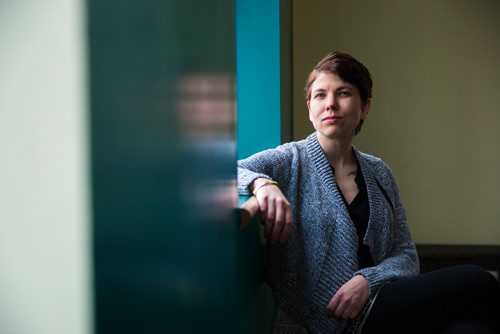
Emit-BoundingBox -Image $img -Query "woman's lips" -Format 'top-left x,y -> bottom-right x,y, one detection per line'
322,116 -> 342,124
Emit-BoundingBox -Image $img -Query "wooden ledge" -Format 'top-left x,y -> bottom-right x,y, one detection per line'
238,195 -> 260,228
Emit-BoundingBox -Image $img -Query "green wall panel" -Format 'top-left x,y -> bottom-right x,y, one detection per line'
88,1 -> 252,332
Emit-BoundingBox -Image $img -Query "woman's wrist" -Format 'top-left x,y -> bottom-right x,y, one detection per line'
251,178 -> 278,196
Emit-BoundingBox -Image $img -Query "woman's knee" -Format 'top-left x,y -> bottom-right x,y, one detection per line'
450,265 -> 500,304
441,319 -> 496,334
456,265 -> 498,286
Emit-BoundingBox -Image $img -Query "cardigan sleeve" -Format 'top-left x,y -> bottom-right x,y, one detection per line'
355,161 -> 420,296
237,144 -> 295,196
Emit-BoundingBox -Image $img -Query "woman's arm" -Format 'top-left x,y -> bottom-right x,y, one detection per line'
237,146 -> 295,242
237,145 -> 294,194
251,178 -> 293,242
355,163 -> 419,296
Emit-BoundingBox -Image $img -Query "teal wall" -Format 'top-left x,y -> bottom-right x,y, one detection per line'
235,1 -> 285,331
236,0 -> 282,159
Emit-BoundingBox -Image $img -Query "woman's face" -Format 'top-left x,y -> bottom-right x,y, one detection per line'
307,71 -> 370,142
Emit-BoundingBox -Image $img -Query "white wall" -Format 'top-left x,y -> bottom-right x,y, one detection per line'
0,1 -> 91,333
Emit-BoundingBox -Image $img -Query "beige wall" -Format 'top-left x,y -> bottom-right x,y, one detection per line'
0,1 -> 91,333
292,0 -> 500,244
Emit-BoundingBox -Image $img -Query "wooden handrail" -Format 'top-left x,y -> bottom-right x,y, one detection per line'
239,195 -> 260,228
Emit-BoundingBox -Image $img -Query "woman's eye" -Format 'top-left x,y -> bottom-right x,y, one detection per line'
338,90 -> 350,96
315,93 -> 325,98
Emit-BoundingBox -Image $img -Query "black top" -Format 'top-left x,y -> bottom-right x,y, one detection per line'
331,165 -> 374,269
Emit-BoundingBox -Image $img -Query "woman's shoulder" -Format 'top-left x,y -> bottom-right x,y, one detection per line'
355,149 -> 385,167
261,132 -> 317,154
355,149 -> 395,181
238,138 -> 307,166
278,137 -> 309,151
260,136 -> 310,156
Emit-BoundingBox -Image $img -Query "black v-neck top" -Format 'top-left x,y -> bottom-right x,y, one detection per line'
331,165 -> 374,269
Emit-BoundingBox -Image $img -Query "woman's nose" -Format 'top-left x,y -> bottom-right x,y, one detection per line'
326,95 -> 337,111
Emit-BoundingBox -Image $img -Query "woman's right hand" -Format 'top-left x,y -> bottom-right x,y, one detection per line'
252,178 -> 293,242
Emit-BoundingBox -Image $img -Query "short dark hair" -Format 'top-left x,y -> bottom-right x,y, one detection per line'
304,51 -> 373,134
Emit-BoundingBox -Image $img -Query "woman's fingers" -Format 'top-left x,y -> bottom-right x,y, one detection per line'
271,200 -> 285,242
273,199 -> 292,242
327,293 -> 354,319
264,198 -> 275,238
280,202 -> 293,241
255,184 -> 293,242
326,294 -> 340,317
326,275 -> 369,319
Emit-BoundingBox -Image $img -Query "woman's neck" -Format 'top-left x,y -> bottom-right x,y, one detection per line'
316,133 -> 355,169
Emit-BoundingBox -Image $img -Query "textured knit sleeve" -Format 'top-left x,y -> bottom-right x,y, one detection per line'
355,161 -> 420,296
237,144 -> 294,196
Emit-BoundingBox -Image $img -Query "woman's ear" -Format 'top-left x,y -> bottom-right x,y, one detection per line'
361,98 -> 371,119
307,100 -> 313,122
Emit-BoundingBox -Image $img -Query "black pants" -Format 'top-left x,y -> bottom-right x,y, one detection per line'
361,265 -> 500,334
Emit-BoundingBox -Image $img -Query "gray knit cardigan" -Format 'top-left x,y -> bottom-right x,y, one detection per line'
238,133 -> 419,333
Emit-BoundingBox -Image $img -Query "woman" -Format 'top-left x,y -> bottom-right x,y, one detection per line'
237,51 -> 500,333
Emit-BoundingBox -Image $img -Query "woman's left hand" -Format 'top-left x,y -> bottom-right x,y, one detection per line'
326,275 -> 369,319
